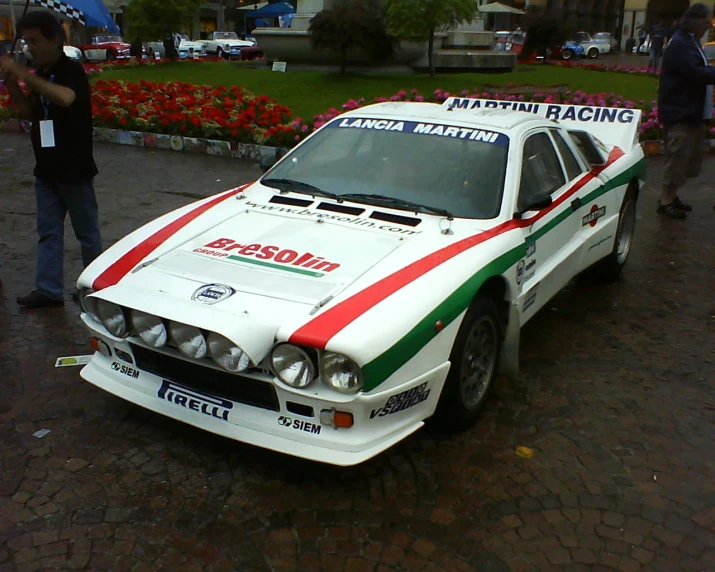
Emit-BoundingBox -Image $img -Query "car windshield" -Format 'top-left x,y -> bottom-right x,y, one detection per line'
263,117 -> 509,219
180,34 -> 190,41
594,33 -> 609,40
703,44 -> 715,59
214,32 -> 238,40
95,35 -> 122,43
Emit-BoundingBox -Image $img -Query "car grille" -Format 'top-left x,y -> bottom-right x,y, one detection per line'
131,344 -> 280,411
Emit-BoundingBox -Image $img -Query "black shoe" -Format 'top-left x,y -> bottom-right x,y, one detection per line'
657,202 -> 687,219
17,290 -> 65,308
673,197 -> 692,212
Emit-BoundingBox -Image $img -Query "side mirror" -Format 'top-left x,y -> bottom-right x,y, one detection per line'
517,192 -> 552,217
259,148 -> 288,173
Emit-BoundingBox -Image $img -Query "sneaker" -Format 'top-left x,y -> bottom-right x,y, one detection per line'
17,290 -> 65,308
657,202 -> 687,219
673,197 -> 692,211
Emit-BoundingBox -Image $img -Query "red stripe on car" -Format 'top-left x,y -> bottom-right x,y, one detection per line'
289,148 -> 624,348
92,186 -> 248,290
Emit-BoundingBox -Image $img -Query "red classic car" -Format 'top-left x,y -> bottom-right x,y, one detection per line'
79,34 -> 131,62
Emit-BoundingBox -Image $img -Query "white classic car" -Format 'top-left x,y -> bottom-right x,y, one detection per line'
575,31 -> 611,58
76,98 -> 645,465
200,31 -> 254,58
146,34 -> 207,59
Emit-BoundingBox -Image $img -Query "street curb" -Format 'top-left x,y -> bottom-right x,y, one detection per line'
0,122 -> 287,161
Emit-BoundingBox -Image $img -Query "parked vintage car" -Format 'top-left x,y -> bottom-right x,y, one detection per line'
146,34 -> 207,59
200,31 -> 255,59
76,97 -> 645,465
574,31 -> 611,58
559,41 -> 586,60
79,34 -> 132,62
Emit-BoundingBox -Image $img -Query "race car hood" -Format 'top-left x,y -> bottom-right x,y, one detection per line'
145,209 -> 406,305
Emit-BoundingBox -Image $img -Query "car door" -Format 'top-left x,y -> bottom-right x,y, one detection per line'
515,130 -> 586,324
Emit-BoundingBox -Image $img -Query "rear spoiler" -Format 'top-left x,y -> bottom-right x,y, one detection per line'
442,97 -> 642,152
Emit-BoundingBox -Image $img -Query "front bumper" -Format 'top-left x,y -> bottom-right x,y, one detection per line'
80,316 -> 449,466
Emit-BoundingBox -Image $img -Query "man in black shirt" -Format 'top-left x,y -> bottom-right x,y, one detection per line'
1,11 -> 102,307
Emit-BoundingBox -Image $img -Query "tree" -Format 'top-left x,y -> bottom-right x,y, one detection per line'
520,9 -> 575,63
308,0 -> 394,75
384,0 -> 476,77
125,0 -> 202,51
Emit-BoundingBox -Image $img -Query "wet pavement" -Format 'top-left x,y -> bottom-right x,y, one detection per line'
0,132 -> 713,571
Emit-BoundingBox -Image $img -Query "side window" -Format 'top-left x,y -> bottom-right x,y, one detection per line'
551,130 -> 585,180
518,132 -> 566,212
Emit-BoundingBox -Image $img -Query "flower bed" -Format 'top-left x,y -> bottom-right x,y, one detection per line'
4,78 -> 713,148
550,61 -> 660,77
82,56 -> 254,76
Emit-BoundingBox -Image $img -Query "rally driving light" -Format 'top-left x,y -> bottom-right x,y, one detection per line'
208,333 -> 251,372
131,311 -> 167,348
97,299 -> 128,338
320,352 -> 363,394
270,344 -> 316,388
169,322 -> 207,359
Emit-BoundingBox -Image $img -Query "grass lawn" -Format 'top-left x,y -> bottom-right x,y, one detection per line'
94,62 -> 659,120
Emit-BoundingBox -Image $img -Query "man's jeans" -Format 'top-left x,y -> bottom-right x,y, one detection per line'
35,178 -> 102,300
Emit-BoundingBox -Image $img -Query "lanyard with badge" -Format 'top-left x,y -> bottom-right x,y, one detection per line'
39,74 -> 55,148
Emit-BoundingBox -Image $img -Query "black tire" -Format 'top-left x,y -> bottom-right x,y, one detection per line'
432,294 -> 503,432
583,185 -> 638,282
217,47 -> 224,59
588,47 -> 599,59
562,48 -> 573,60
106,50 -> 116,61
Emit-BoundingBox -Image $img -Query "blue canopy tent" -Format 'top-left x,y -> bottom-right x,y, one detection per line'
31,0 -> 120,33
245,1 -> 295,20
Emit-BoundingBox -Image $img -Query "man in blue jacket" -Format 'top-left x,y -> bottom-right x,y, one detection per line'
658,3 -> 715,219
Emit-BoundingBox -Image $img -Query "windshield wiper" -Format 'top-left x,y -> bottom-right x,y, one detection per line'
261,178 -> 341,201
341,193 -> 453,218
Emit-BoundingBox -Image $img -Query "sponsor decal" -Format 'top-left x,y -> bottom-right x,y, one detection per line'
526,241 -> 536,258
445,98 -> 636,125
588,234 -> 613,251
245,200 -> 422,235
330,118 -> 508,147
523,283 -> 539,312
158,380 -> 232,421
370,382 -> 431,419
111,361 -> 140,379
277,415 -> 322,434
191,283 -> 236,305
194,238 -> 341,278
524,258 -> 536,282
515,259 -> 525,285
582,205 -> 606,227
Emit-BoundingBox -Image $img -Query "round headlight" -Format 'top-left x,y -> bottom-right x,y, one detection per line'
320,352 -> 363,394
270,344 -> 316,389
208,333 -> 251,372
169,322 -> 207,359
97,299 -> 127,337
131,311 -> 167,348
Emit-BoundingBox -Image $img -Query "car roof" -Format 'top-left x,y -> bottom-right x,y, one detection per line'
340,102 -> 547,133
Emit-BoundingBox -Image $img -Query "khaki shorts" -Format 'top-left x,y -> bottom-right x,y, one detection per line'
663,122 -> 707,190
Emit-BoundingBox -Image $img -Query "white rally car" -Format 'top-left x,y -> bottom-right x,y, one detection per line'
200,31 -> 254,59
76,98 -> 646,465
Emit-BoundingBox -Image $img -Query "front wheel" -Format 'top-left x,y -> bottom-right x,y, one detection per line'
562,48 -> 573,60
584,185 -> 637,281
106,50 -> 116,61
432,294 -> 502,432
217,47 -> 224,59
588,47 -> 599,59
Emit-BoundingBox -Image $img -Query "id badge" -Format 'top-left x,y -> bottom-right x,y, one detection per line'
40,120 -> 55,148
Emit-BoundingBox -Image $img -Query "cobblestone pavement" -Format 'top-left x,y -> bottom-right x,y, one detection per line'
0,133 -> 713,572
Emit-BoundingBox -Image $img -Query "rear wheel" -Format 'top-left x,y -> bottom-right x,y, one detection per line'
588,47 -> 599,59
583,185 -> 637,281
432,294 -> 502,432
562,48 -> 574,60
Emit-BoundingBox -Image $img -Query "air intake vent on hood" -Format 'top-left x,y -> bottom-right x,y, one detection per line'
317,202 -> 365,216
269,195 -> 314,207
369,211 -> 422,227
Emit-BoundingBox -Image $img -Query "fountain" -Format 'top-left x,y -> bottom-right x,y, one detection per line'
251,0 -> 515,71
